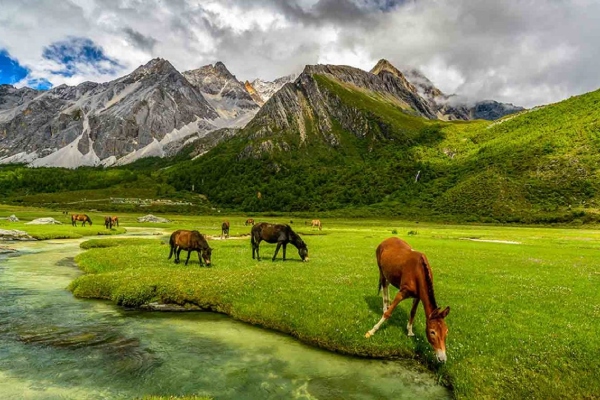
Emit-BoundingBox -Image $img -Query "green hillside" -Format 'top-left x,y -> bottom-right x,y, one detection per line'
165,75 -> 600,223
2,76 -> 600,224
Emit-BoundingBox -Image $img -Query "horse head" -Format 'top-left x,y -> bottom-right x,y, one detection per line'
296,240 -> 308,262
426,306 -> 450,362
202,247 -> 212,266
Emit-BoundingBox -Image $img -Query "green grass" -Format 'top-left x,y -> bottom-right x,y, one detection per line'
0,205 -> 126,239
68,218 -> 600,400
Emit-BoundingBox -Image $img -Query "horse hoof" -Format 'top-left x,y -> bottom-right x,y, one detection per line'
408,332 -> 415,337
365,332 -> 373,339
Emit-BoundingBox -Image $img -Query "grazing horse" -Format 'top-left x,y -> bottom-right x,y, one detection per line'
221,221 -> 230,239
245,218 -> 255,226
365,237 -> 450,363
311,219 -> 322,230
71,214 -> 92,227
168,230 -> 212,266
104,216 -> 119,229
251,222 -> 308,262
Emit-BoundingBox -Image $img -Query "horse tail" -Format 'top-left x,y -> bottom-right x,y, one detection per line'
168,235 -> 175,259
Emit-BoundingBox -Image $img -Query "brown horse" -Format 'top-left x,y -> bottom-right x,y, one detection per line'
365,237 -> 450,363
168,230 -> 212,266
221,221 -> 230,239
104,216 -> 119,229
251,222 -> 308,262
71,214 -> 92,227
245,218 -> 255,226
311,219 -> 322,230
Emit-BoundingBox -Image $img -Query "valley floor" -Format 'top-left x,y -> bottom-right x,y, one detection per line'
2,205 -> 599,399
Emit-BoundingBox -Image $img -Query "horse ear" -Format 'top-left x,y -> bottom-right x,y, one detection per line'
428,309 -> 439,319
439,306 -> 450,318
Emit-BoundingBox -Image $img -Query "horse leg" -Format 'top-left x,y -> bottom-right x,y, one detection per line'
282,243 -> 287,261
185,250 -> 191,266
176,248 -> 182,264
407,298 -> 420,337
381,281 -> 390,313
272,243 -> 282,261
197,250 -> 203,266
365,289 -> 410,338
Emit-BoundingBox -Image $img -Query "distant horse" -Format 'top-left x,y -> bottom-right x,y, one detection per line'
365,237 -> 450,363
104,216 -> 119,229
251,222 -> 308,262
311,219 -> 322,230
71,214 -> 92,227
245,218 -> 255,226
221,221 -> 230,239
168,230 -> 212,266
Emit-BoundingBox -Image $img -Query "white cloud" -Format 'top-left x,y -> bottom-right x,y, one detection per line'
0,0 -> 598,107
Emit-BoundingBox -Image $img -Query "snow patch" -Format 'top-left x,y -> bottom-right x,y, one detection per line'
0,151 -> 39,165
30,133 -> 100,168
114,138 -> 165,166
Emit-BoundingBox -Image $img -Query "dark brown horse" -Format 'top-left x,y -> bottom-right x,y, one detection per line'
168,230 -> 212,266
251,222 -> 308,262
221,221 -> 230,239
71,214 -> 92,227
365,237 -> 450,362
245,218 -> 255,226
104,216 -> 119,229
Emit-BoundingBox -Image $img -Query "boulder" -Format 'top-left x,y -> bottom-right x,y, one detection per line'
0,214 -> 19,222
0,245 -> 18,254
137,214 -> 172,223
0,229 -> 35,241
25,217 -> 62,225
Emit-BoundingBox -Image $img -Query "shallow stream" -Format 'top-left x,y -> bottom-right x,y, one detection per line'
0,234 -> 450,399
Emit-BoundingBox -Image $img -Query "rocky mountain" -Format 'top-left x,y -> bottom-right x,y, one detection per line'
182,62 -> 260,126
0,57 -> 523,169
249,74 -> 297,104
0,59 -> 255,168
401,66 -> 524,120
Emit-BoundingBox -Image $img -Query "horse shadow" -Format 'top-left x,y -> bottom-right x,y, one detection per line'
364,295 -> 409,330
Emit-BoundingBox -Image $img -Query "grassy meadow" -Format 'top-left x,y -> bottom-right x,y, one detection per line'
57,212 -> 599,400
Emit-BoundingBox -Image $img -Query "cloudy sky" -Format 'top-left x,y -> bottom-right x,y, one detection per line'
0,0 -> 598,107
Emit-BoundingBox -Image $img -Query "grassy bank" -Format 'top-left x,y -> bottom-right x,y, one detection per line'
69,219 -> 600,399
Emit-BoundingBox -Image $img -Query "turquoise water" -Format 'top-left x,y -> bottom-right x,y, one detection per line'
0,237 -> 450,399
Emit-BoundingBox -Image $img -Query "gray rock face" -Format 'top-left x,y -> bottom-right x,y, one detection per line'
182,62 -> 259,121
0,214 -> 19,222
250,74 -> 297,103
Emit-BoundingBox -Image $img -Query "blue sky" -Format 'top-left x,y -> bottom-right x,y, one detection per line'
0,37 -> 121,90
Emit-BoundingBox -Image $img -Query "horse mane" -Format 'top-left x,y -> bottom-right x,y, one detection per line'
287,225 -> 305,248
421,255 -> 438,311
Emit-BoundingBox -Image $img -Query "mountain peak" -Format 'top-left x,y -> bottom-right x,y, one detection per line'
370,59 -> 404,78
131,58 -> 178,78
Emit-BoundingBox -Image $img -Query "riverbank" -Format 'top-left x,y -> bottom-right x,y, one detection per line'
69,222 -> 600,400
1,237 -> 448,399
